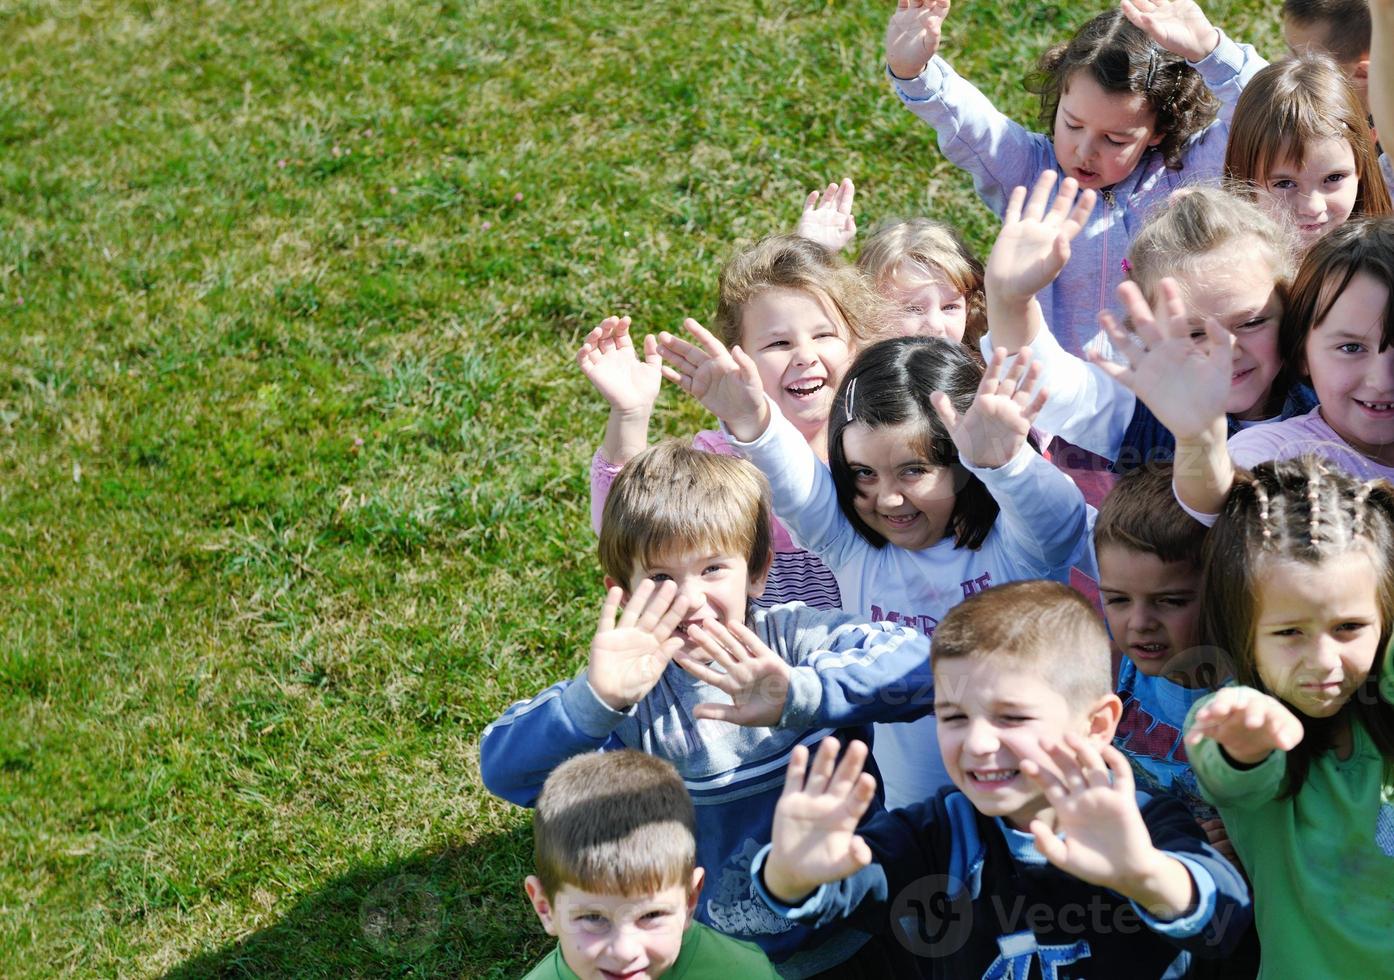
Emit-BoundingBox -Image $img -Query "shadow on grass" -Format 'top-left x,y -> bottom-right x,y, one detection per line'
164,824 -> 550,979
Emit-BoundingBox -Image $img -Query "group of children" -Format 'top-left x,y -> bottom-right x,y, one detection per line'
482,0 -> 1394,976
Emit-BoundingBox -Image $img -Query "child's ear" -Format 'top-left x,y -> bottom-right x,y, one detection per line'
748,550 -> 773,599
685,867 -> 706,922
1146,130 -> 1164,148
524,876 -> 559,937
1085,692 -> 1124,743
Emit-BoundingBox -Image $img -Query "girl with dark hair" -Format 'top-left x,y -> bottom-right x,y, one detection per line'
1182,455 -> 1394,975
883,0 -> 1264,356
658,325 -> 1090,808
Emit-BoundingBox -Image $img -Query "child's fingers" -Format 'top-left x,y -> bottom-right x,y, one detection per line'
642,332 -> 662,366
783,743 -> 810,795
632,579 -> 680,632
1003,184 -> 1028,225
928,390 -> 960,431
805,736 -> 842,795
1065,733 -> 1111,789
697,620 -> 747,663
683,317 -> 729,356
827,739 -> 870,799
615,578 -> 655,629
730,344 -> 765,386
596,585 -> 625,633
675,648 -> 730,689
1100,743 -> 1135,795
1062,188 -> 1096,240
725,620 -> 771,660
803,189 -> 820,211
1047,175 -> 1080,221
657,331 -> 706,369
685,624 -> 740,674
836,177 -> 855,214
1153,278 -> 1189,340
652,590 -> 692,642
1000,347 -> 1034,392
692,701 -> 750,724
849,833 -> 874,871
659,364 -> 692,390
1022,169 -> 1058,222
1085,346 -> 1130,385
1044,739 -> 1087,793
1030,820 -> 1069,866
1200,318 -> 1235,359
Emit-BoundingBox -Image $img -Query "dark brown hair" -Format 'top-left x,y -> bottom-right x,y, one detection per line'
1274,216 -> 1394,402
1224,54 -> 1390,228
932,580 -> 1113,708
1283,0 -> 1372,64
1199,456 -> 1394,795
533,751 -> 697,900
1094,461 -> 1207,565
1027,9 -> 1218,171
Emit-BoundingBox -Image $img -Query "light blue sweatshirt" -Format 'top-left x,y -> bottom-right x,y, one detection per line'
890,32 -> 1265,355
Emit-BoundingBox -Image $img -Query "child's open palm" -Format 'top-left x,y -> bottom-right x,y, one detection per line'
763,738 -> 878,903
1185,686 -> 1304,765
588,580 -> 692,711
986,171 -> 1096,306
1089,279 -> 1234,442
1121,0 -> 1219,62
1021,736 -> 1162,888
795,179 -> 858,254
886,0 -> 950,80
931,347 -> 1047,469
676,620 -> 793,728
577,315 -> 663,416
657,319 -> 770,441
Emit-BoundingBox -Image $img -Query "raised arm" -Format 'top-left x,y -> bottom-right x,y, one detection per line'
579,315 -> 665,532
983,171 -> 1096,356
1090,280 -> 1235,516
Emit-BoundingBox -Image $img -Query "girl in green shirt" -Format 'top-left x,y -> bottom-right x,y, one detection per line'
1183,455 -> 1394,977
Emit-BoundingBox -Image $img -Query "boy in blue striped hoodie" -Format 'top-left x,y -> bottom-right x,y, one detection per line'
481,440 -> 936,977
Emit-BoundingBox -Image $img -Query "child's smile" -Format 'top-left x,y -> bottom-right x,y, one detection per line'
841,420 -> 956,550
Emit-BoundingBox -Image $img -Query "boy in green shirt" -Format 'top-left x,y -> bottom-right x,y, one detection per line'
522,751 -> 778,980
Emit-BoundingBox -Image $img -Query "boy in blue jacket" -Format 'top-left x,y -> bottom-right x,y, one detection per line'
751,581 -> 1251,977
480,440 -> 935,977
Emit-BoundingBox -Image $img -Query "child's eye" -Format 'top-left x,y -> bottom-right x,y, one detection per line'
1336,622 -> 1370,634
1101,595 -> 1128,606
1160,596 -> 1194,608
1105,136 -> 1126,146
577,913 -> 610,931
942,302 -> 963,312
1324,172 -> 1349,185
1237,316 -> 1268,330
1271,627 -> 1303,637
639,909 -> 672,924
903,305 -> 925,315
1338,342 -> 1366,354
938,712 -> 965,723
1271,179 -> 1297,191
1064,122 -> 1081,131
851,466 -> 875,482
763,339 -> 789,350
649,573 -> 673,583
999,715 -> 1032,724
703,564 -> 725,575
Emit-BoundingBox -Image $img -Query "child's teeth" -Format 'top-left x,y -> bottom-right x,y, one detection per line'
975,770 -> 1017,783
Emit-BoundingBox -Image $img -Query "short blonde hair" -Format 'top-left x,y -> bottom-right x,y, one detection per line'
598,441 -> 773,587
1126,186 -> 1296,303
714,234 -> 891,350
858,218 -> 987,346
931,581 -> 1111,708
533,751 -> 697,900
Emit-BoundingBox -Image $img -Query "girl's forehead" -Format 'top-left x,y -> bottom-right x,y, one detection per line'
1060,70 -> 1155,129
741,285 -> 847,334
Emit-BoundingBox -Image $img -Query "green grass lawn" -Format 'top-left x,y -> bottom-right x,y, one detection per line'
0,0 -> 1280,975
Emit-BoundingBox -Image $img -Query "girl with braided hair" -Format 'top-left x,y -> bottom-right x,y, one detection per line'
1180,455 -> 1394,975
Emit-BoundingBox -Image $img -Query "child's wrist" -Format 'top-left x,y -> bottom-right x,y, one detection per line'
763,856 -> 816,905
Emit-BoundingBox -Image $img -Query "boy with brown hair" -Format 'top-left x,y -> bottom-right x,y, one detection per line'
1095,463 -> 1224,832
1284,0 -> 1373,108
522,750 -> 777,979
482,441 -> 935,975
749,581 -> 1251,977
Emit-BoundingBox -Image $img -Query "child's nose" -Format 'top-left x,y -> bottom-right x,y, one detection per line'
964,718 -> 999,753
877,485 -> 904,508
1297,189 -> 1324,217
